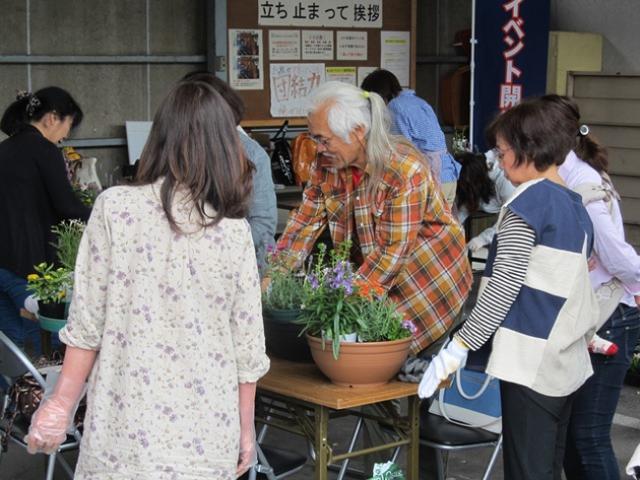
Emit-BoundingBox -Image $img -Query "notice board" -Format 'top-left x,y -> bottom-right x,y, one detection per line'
227,0 -> 416,126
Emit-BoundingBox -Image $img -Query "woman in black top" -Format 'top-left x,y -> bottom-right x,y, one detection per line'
0,87 -> 90,351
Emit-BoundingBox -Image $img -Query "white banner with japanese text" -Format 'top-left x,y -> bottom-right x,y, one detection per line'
270,63 -> 326,117
258,0 -> 382,28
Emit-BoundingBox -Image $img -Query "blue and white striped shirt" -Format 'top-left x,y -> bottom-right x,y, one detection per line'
388,89 -> 460,184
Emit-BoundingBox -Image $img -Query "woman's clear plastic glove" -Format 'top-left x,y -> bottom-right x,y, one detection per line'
236,422 -> 257,477
418,338 -> 469,399
26,373 -> 85,454
236,382 -> 258,477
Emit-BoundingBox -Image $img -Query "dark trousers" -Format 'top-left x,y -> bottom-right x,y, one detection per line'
564,304 -> 640,480
0,268 -> 41,353
501,381 -> 574,480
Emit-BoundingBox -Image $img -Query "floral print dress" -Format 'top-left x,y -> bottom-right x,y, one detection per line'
59,181 -> 270,479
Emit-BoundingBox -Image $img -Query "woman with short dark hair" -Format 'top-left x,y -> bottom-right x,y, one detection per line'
542,94 -> 640,480
0,87 -> 89,352
26,80 -> 270,479
419,97 -> 600,480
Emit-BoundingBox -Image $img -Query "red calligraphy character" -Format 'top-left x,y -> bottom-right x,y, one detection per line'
499,84 -> 522,110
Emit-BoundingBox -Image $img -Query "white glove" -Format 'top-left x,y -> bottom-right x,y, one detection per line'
467,236 -> 485,253
627,443 -> 640,478
418,338 -> 469,399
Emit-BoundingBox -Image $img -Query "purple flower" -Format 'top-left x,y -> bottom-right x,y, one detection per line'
307,273 -> 320,289
402,320 -> 418,336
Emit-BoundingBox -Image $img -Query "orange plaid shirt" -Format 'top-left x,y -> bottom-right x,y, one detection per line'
277,143 -> 472,353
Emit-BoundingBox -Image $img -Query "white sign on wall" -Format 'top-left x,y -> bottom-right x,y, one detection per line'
270,63 -> 325,117
258,0 -> 382,28
336,31 -> 368,61
302,30 -> 334,60
269,29 -> 301,60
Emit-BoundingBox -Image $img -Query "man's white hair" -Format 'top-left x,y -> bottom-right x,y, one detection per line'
306,81 -> 396,197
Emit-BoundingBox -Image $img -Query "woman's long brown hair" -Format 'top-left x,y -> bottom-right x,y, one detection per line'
135,80 -> 253,232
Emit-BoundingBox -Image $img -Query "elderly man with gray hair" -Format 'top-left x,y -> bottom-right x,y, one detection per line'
276,80 -> 472,358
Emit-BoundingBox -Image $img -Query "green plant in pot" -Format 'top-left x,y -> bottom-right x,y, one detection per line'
26,219 -> 85,327
299,242 -> 416,387
27,263 -> 72,320
261,246 -> 312,362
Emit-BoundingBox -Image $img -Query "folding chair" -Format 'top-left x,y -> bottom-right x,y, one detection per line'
238,443 -> 307,480
0,331 -> 81,480
420,401 -> 502,480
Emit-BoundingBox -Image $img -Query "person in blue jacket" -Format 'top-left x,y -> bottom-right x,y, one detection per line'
361,69 -> 460,205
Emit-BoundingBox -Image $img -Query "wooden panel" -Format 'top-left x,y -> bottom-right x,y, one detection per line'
227,0 -> 415,122
590,125 -> 640,149
610,175 -> 640,198
608,148 -> 640,177
574,98 -> 640,126
573,75 -> 640,100
620,197 -> 640,225
259,357 -> 417,410
624,224 -> 640,252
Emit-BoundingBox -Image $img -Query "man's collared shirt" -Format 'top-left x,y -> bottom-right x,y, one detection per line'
277,143 -> 472,353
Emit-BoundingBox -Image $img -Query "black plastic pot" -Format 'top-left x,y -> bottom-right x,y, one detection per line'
38,301 -> 67,319
263,308 -> 312,363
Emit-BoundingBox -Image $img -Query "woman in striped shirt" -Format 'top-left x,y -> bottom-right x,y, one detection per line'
419,97 -> 599,480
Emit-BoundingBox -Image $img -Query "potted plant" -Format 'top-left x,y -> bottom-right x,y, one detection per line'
261,246 -> 312,362
26,219 -> 86,331
300,242 -> 416,387
625,352 -> 640,387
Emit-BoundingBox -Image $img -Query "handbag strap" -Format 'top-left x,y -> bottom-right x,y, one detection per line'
455,368 -> 493,400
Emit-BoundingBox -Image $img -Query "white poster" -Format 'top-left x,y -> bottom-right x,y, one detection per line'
336,31 -> 368,61
270,63 -> 325,117
357,66 -> 378,86
269,30 -> 300,60
380,31 -> 411,87
326,66 -> 357,85
258,0 -> 382,28
229,29 -> 264,90
302,30 -> 333,60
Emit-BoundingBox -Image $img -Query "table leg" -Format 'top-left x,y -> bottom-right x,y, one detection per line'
406,396 -> 420,480
314,404 -> 330,480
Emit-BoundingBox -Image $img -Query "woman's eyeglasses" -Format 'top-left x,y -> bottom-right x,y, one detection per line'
492,146 -> 512,162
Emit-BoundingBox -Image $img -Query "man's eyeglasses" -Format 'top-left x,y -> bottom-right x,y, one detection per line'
309,134 -> 335,148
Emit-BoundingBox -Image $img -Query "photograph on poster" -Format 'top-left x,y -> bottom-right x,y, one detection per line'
229,29 -> 264,89
337,31 -> 367,61
302,30 -> 334,60
269,29 -> 301,60
270,63 -> 325,117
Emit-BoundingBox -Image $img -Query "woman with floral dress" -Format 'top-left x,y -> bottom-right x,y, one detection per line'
26,80 -> 270,479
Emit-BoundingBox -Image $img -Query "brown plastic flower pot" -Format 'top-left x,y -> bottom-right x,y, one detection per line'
306,334 -> 412,387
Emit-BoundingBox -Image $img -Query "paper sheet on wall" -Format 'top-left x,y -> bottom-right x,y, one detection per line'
380,31 -> 411,87
229,29 -> 264,90
302,30 -> 333,60
326,66 -> 357,85
270,63 -> 325,117
269,30 -> 300,60
357,66 -> 378,86
336,31 -> 367,61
